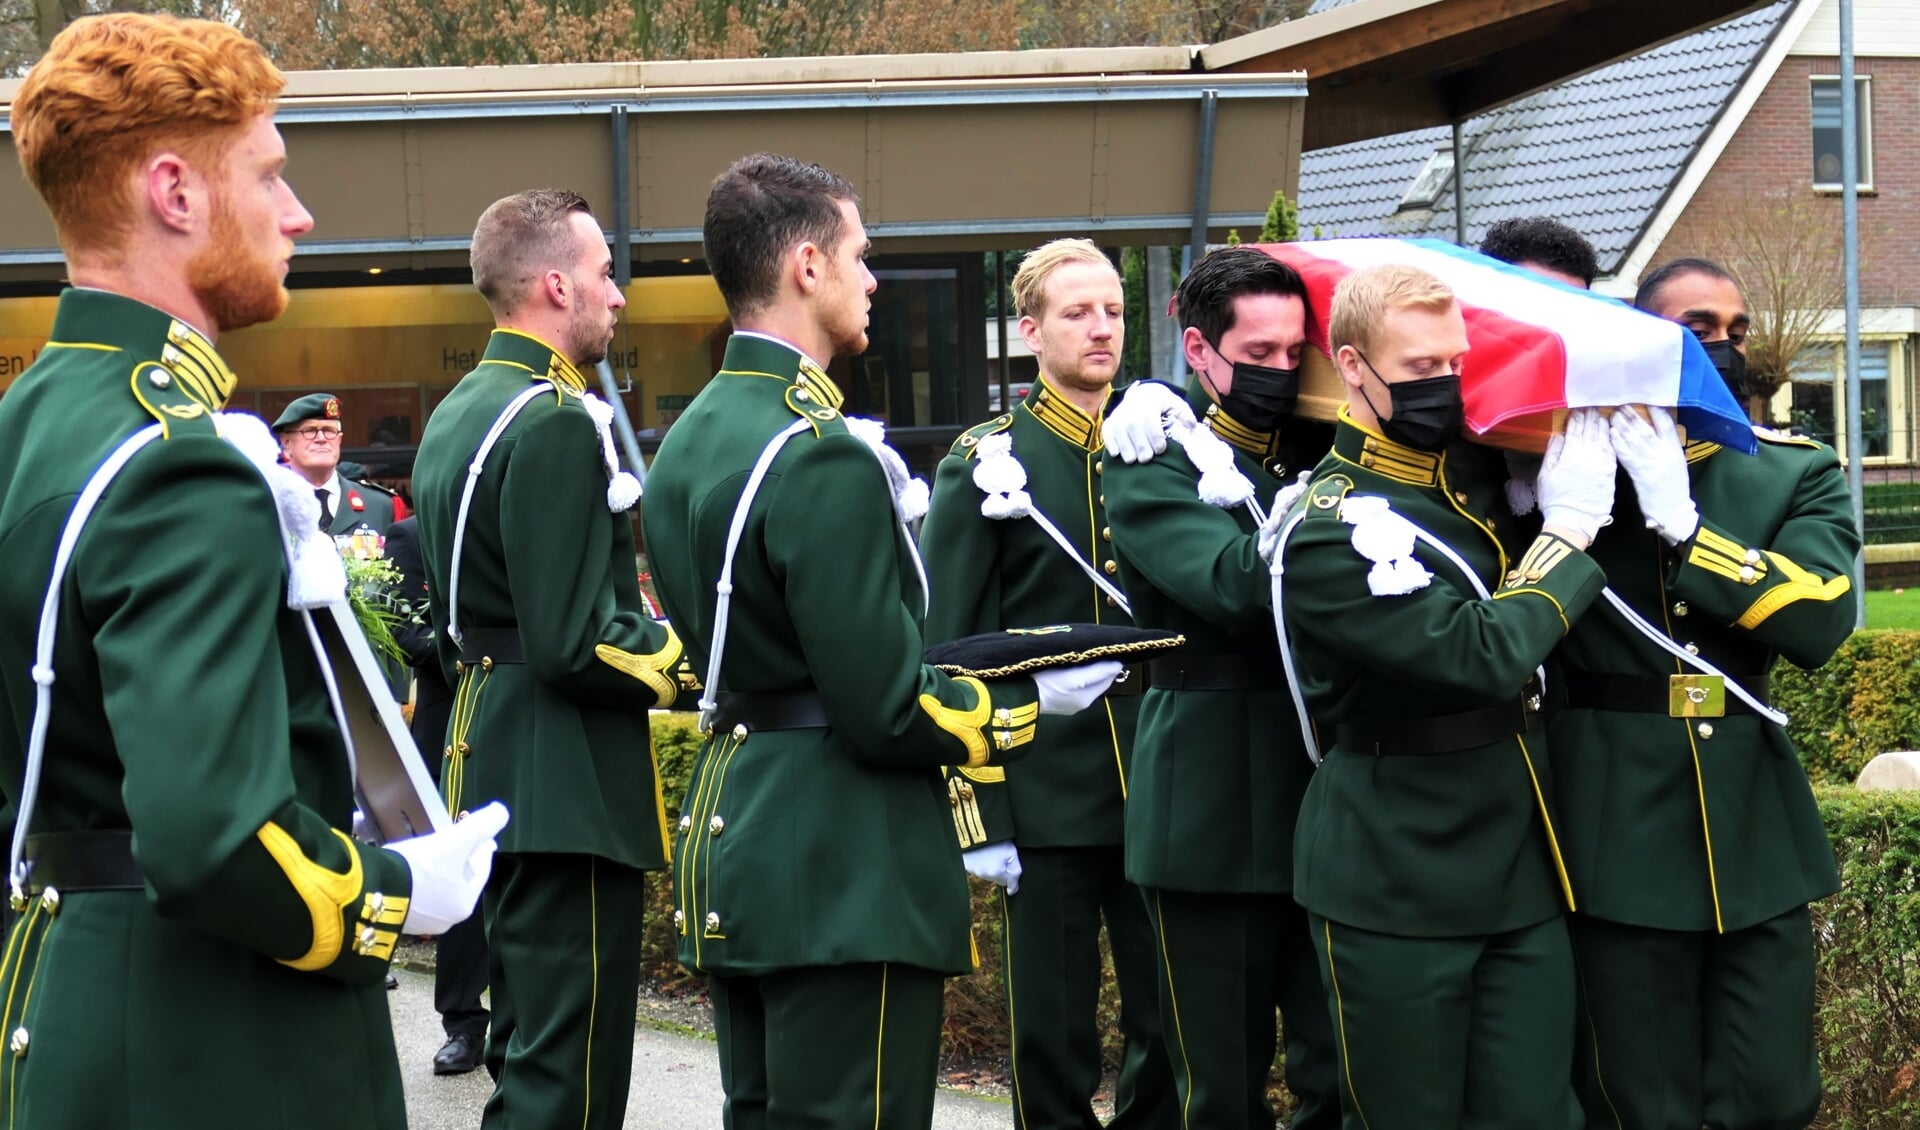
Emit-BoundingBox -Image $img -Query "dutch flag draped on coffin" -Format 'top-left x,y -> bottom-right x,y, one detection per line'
1259,237 -> 1759,456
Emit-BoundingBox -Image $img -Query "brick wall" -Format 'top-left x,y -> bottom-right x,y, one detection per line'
1649,56 -> 1919,308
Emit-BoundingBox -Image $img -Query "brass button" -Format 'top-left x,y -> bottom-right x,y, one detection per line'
481,657 -> 494,673
456,742 -> 471,757
1267,460 -> 1287,478
39,887 -> 59,916
673,909 -> 685,929
995,707 -> 1012,725
1105,595 -> 1118,607
958,782 -> 975,800
1101,527 -> 1112,542
704,911 -> 721,932
10,1027 -> 26,1059
1744,548 -> 1762,565
794,388 -> 811,402
443,744 -> 454,758
1697,722 -> 1715,740
148,370 -> 171,390
731,723 -> 748,741
708,815 -> 725,837
1094,460 -> 1104,475
678,814 -> 693,833
1103,560 -> 1118,576
1098,494 -> 1105,506
357,925 -> 378,954
1739,566 -> 1756,583
1454,491 -> 1469,505
1685,643 -> 1699,655
368,892 -> 385,916
8,890 -> 25,913
1673,601 -> 1689,617
1525,694 -> 1542,714
949,791 -> 961,808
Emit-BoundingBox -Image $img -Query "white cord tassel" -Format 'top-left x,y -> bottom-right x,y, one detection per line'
582,392 -> 641,513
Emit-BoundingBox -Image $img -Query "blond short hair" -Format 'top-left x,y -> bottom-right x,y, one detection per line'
1011,238 -> 1115,319
1329,263 -> 1457,357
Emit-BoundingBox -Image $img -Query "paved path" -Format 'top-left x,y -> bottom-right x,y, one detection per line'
389,967 -> 1012,1128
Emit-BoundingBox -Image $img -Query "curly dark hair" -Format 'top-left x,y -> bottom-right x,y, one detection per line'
1479,217 -> 1598,287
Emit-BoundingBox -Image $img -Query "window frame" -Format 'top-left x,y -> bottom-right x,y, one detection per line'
1809,74 -> 1874,193
1768,333 -> 1909,464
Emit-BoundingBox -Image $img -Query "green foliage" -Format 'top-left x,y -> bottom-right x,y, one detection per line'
1225,228 -> 1242,247
1259,189 -> 1298,243
1121,245 -> 1148,383
1810,786 -> 1920,1128
345,555 -> 409,665
1774,630 -> 1920,786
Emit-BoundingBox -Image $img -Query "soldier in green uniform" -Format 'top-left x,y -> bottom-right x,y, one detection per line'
1277,262 -> 1619,1129
1547,258 -> 1857,1129
642,153 -> 1123,1129
272,392 -> 407,545
0,15 -> 500,1128
1096,247 -> 1340,1130
920,238 -> 1176,1130
411,189 -> 682,1130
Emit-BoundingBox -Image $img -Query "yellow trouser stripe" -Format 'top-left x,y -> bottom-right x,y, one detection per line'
1322,919 -> 1374,1130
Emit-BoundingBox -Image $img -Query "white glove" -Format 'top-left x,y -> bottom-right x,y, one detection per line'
1103,382 -> 1195,464
1033,660 -> 1126,716
1609,406 -> 1699,544
1535,408 -> 1617,547
1504,451 -> 1542,516
962,841 -> 1023,894
385,801 -> 509,936
1257,473 -> 1311,562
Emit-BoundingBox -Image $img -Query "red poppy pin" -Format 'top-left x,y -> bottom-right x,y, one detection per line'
349,490 -> 366,512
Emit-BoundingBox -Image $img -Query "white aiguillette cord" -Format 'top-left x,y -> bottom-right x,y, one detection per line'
447,384 -> 548,649
697,419 -> 812,733
1599,587 -> 1786,724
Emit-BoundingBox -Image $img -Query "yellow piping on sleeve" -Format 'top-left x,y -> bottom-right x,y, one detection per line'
595,624 -> 685,707
257,823 -> 363,971
919,676 -> 994,767
1734,555 -> 1851,629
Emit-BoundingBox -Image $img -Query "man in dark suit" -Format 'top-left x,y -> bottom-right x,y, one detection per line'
385,516 -> 491,1075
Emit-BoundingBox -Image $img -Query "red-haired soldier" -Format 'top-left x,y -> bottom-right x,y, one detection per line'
0,15 -> 503,1127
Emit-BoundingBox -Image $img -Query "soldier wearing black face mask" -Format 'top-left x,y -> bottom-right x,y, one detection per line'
1099,247 -> 1342,1130
1540,258 -> 1858,1130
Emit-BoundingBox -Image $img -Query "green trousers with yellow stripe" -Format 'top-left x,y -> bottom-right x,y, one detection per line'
709,961 -> 946,1129
1569,907 -> 1820,1130
1308,911 -> 1580,1130
1142,888 -> 1340,1130
1000,846 -> 1176,1130
480,851 -> 648,1130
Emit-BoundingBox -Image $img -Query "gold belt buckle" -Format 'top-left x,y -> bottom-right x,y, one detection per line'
1668,674 -> 1725,719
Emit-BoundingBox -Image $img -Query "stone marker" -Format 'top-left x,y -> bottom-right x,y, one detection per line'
1857,751 -> 1920,791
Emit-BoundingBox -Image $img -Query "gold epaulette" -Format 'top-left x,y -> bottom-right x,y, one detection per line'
1303,473 -> 1354,519
1752,425 -> 1823,449
950,414 -> 1015,460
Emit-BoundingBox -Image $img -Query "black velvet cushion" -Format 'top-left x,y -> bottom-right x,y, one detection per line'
924,624 -> 1187,679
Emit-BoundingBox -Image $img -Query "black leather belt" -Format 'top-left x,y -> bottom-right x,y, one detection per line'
1335,701 -> 1538,756
711,690 -> 831,732
21,830 -> 144,894
1104,662 -> 1145,698
1564,672 -> 1770,715
1147,654 -> 1286,691
457,628 -> 524,665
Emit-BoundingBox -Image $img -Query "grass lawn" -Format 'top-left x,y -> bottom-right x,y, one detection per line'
1865,587 -> 1920,630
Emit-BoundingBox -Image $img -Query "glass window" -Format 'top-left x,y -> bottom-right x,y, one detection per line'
1397,148 -> 1455,213
1780,338 -> 1904,463
1811,77 -> 1873,190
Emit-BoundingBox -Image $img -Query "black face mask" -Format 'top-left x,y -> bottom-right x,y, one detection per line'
1702,338 -> 1755,401
1355,352 -> 1465,453
1199,349 -> 1298,433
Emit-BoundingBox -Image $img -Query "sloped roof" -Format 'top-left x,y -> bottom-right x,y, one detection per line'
1295,0 -> 1792,275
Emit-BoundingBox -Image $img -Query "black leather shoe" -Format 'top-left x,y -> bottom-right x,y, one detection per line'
385,973 -> 399,990
433,1031 -> 485,1076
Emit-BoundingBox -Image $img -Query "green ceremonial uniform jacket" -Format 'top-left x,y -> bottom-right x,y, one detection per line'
1546,432 -> 1856,934
0,290 -> 411,1127
1105,380 -> 1333,893
1280,413 -> 1605,938
921,376 -> 1135,849
326,468 -> 402,542
642,333 -> 1045,977
412,329 -> 684,868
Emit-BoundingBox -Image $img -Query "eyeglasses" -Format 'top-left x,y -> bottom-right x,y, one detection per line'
294,426 -> 343,442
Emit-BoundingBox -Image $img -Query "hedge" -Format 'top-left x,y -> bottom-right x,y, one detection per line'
643,632 -> 1920,1126
1775,630 -> 1920,786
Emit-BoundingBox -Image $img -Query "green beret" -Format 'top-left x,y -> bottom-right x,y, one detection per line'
273,393 -> 343,432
